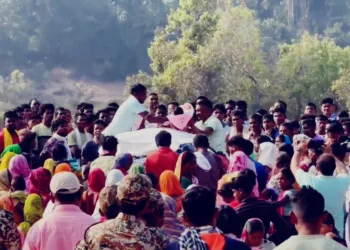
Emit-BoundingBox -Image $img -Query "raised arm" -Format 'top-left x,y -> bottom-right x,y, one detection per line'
139,111 -> 168,124
291,140 -> 309,176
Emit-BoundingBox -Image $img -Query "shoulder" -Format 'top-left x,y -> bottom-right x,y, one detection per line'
224,237 -> 250,249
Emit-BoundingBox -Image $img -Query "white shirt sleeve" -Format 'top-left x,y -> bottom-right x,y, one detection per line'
295,169 -> 316,187
130,98 -> 147,114
205,117 -> 220,132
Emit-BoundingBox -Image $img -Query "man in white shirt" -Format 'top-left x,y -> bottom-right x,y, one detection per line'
291,140 -> 350,237
275,186 -> 347,250
190,99 -> 225,153
103,83 -> 168,136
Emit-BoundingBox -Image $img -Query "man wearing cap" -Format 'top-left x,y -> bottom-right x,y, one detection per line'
76,174 -> 169,250
23,172 -> 97,250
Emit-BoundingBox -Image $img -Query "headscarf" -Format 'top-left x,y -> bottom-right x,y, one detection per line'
10,191 -> 28,204
43,159 -> 55,175
228,151 -> 256,174
0,170 -> 10,192
28,168 -> 51,207
128,164 -> 145,175
54,163 -> 72,174
241,218 -> 265,245
88,168 -> 106,193
18,194 -> 43,235
1,144 -> 22,158
174,152 -> 188,180
105,169 -> 124,187
115,154 -> 133,173
159,170 -> 184,198
0,152 -> 17,170
258,142 -> 277,169
9,155 -> 30,179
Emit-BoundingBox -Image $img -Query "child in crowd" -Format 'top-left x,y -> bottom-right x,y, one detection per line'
267,152 -> 291,194
274,168 -> 296,219
241,218 -> 276,250
321,211 -> 347,247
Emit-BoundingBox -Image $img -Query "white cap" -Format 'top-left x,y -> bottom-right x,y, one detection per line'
50,172 -> 82,194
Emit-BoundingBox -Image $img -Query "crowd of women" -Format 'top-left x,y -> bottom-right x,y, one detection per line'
0,83 -> 350,249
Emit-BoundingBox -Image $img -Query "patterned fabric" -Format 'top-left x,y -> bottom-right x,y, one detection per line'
117,174 -> 151,204
98,185 -> 118,216
178,227 -> 208,250
128,164 -> 145,175
0,209 -> 21,250
28,168 -> 51,207
18,194 -> 43,235
75,213 -> 169,250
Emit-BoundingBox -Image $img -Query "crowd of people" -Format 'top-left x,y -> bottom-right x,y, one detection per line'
0,82 -> 350,249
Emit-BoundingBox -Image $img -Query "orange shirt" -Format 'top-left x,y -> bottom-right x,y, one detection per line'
145,147 -> 178,179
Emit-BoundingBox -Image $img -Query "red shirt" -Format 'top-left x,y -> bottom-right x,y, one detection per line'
145,147 -> 178,179
0,130 -> 19,155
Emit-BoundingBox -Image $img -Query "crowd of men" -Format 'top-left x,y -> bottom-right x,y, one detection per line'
0,82 -> 350,250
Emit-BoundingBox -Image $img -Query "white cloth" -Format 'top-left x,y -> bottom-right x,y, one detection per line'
43,200 -> 54,218
274,235 -> 347,250
228,124 -> 249,139
195,116 -> 225,153
295,170 -> 350,236
116,128 -> 194,157
52,133 -> 72,160
105,169 -> 124,186
103,95 -> 147,136
257,142 -> 277,169
75,128 -> 92,149
194,152 -> 212,171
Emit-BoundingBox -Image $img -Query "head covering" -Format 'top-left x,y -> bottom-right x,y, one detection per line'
54,163 -> 72,174
115,154 -> 133,171
0,193 -> 14,212
175,152 -> 188,180
241,218 -> 265,242
88,168 -> 106,193
99,185 -> 118,216
258,142 -> 277,169
0,169 -> 10,192
1,144 -> 22,158
159,170 -> 184,198
0,152 -> 17,170
128,164 -> 145,175
50,172 -> 81,194
8,155 -> 30,179
18,194 -> 43,235
44,159 -> 55,175
228,151 -> 252,173
18,129 -> 36,142
105,169 -> 124,187
28,168 -> 51,206
117,174 -> 151,205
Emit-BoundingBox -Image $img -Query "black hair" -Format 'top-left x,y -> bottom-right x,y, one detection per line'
168,102 -> 180,107
196,96 -> 208,101
28,114 -> 41,121
130,83 -> 147,95
227,136 -> 246,149
174,107 -> 184,115
156,104 -> 167,112
327,122 -> 343,134
292,186 -> 325,223
217,205 -> 241,236
182,151 -> 196,165
273,107 -> 286,115
301,119 -> 316,129
193,134 -> 210,148
119,198 -> 149,216
11,176 -> 26,191
225,100 -> 236,106
243,139 -> 254,156
94,119 -> 108,127
290,120 -> 301,131
39,104 -> 55,116
317,154 -> 336,176
146,173 -> 158,189
106,106 -> 118,113
307,139 -> 324,155
77,102 -> 86,111
276,152 -> 291,169
51,119 -> 68,133
217,183 -> 233,199
257,135 -> 273,145
306,102 -> 317,110
55,189 -> 83,204
276,100 -> 287,109
317,114 -> 328,122
331,143 -> 346,161
96,109 -> 109,118
4,111 -> 18,120
256,109 -> 268,117
13,107 -> 24,113
82,103 -> 94,110
262,114 -> 274,122
102,136 -> 118,152
300,114 -> 316,121
231,110 -> 245,120
52,143 -> 68,161
278,144 -> 294,159
276,134 -> 286,143
321,98 -> 334,105
182,186 -> 216,227
74,112 -> 87,120
213,104 -> 226,114
280,167 -> 295,183
150,92 -> 158,96
155,130 -> 172,147
280,122 -> 293,132
55,107 -> 66,116
236,100 -> 248,111
338,110 -> 349,119
197,99 -> 213,110
29,99 -> 40,106
21,104 -> 31,110
249,113 -> 262,124
107,102 -> 119,109
231,169 -> 256,194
